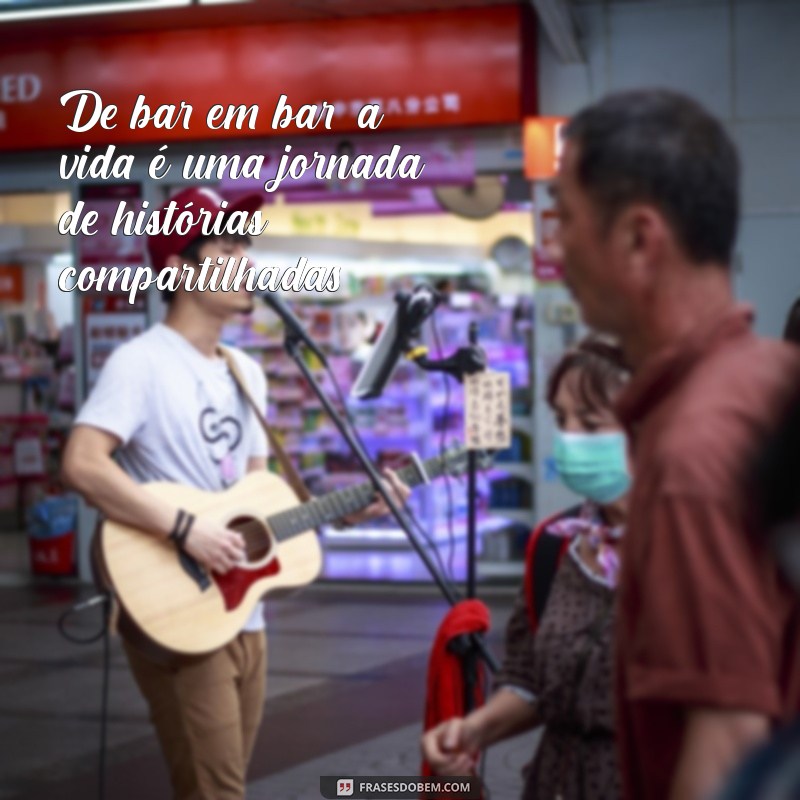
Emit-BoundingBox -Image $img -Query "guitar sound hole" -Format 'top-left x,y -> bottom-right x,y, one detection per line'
228,516 -> 272,564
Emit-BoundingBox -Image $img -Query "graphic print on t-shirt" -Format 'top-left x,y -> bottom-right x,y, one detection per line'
199,407 -> 242,464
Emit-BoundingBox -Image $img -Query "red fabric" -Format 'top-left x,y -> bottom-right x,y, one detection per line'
421,599 -> 491,776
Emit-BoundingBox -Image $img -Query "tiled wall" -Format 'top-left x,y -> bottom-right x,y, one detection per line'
538,0 -> 800,337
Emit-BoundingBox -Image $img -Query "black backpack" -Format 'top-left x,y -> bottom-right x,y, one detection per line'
524,505 -> 583,631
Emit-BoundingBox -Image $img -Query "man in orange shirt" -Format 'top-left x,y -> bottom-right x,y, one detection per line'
550,89 -> 800,800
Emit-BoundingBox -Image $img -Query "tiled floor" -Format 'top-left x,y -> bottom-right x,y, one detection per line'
0,577 -> 534,800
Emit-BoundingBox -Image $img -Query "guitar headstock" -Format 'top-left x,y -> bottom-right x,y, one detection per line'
439,444 -> 495,477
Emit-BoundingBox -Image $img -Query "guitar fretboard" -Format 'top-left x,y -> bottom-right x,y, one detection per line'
265,453 -> 455,542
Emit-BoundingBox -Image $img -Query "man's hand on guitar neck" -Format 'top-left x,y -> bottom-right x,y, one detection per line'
182,518 -> 246,575
339,468 -> 411,527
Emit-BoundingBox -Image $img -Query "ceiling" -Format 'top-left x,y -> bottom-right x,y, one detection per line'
2,0 -> 522,39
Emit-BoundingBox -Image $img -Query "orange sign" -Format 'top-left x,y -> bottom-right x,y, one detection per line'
0,7 -> 526,152
0,265 -> 24,302
523,117 -> 567,180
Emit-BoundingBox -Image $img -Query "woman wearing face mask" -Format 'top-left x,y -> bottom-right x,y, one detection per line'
422,336 -> 630,800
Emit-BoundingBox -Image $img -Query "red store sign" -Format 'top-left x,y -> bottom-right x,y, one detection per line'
0,265 -> 24,302
0,6 -> 530,152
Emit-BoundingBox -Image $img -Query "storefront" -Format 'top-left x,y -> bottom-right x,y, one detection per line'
0,5 -> 543,585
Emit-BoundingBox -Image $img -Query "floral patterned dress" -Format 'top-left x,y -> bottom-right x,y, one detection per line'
496,510 -> 620,800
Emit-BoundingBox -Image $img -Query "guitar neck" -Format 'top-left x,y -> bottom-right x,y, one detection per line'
265,453 -> 452,541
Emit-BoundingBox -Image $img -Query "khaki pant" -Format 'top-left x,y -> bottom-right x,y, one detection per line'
123,630 -> 267,800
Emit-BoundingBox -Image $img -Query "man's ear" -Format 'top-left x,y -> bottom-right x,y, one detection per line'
159,254 -> 192,293
615,204 -> 668,281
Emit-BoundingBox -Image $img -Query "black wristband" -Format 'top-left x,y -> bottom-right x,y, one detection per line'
169,510 -> 195,549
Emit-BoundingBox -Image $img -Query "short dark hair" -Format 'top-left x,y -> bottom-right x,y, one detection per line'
563,89 -> 740,266
160,232 -> 251,305
783,297 -> 800,346
547,335 -> 630,413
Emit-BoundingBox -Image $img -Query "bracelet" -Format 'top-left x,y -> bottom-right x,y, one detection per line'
168,510 -> 195,549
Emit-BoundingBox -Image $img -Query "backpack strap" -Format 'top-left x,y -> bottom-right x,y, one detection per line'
524,505 -> 583,631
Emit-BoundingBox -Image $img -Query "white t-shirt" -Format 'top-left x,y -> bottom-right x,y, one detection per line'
76,322 -> 268,632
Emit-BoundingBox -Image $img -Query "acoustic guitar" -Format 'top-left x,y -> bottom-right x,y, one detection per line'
97,447 -> 489,656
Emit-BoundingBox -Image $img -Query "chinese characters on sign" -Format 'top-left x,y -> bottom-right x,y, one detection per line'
464,370 -> 512,451
329,93 -> 463,120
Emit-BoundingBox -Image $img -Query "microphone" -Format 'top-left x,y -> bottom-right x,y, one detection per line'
261,291 -> 329,367
351,285 -> 441,400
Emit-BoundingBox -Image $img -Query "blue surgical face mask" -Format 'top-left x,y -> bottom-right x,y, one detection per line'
553,430 -> 631,504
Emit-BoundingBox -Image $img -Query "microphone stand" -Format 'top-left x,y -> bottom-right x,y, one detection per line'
409,320 -> 488,712
412,322 -> 485,600
281,330 -> 499,676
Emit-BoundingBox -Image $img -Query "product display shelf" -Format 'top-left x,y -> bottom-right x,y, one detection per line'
224,288 -> 536,583
238,348 -> 435,536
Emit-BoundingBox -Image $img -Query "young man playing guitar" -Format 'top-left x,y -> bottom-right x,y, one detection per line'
62,186 -> 409,800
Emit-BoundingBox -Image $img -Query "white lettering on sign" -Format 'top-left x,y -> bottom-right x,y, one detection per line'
313,92 -> 462,120
0,74 -> 41,104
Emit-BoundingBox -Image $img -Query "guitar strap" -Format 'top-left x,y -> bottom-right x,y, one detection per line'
218,345 -> 313,503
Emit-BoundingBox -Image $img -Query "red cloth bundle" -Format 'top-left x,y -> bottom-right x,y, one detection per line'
421,599 -> 491,776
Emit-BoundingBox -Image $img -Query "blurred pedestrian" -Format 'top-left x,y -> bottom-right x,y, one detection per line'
551,89 -> 800,800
